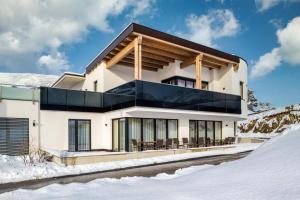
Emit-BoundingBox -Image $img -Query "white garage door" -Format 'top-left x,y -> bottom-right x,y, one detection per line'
0,118 -> 29,155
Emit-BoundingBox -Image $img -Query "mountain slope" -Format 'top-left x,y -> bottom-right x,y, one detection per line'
239,104 -> 300,133
0,73 -> 58,87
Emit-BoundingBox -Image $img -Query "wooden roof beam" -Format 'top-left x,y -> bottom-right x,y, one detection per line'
126,54 -> 169,66
122,57 -> 164,69
143,39 -> 195,57
142,45 -> 188,61
106,37 -> 136,68
142,51 -> 175,63
118,61 -> 158,72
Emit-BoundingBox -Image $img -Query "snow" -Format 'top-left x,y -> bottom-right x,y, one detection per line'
1,126 -> 300,200
0,73 -> 58,87
0,144 -> 259,184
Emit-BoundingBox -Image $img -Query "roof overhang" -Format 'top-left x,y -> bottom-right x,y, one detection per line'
52,72 -> 85,89
86,23 -> 241,73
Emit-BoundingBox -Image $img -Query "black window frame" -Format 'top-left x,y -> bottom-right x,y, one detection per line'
68,119 -> 91,152
161,76 -> 209,90
93,80 -> 98,92
189,120 -> 222,146
112,117 -> 178,152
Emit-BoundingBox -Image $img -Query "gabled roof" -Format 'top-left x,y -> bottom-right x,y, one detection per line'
86,23 -> 240,73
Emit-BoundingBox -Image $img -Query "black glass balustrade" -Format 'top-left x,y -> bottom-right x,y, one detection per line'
40,80 -> 241,114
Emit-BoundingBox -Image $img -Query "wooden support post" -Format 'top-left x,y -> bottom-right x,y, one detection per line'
195,54 -> 203,89
134,36 -> 142,80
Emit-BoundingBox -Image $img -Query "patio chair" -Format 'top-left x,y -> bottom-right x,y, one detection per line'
198,137 -> 205,147
166,138 -> 173,149
228,137 -> 236,144
206,137 -> 211,146
181,138 -> 190,148
155,139 -> 165,150
131,139 -> 141,151
173,138 -> 179,149
191,137 -> 197,147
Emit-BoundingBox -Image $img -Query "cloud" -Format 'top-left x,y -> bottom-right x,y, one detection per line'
255,0 -> 300,11
251,48 -> 282,78
277,17 -> 300,65
251,16 -> 300,78
38,52 -> 70,74
183,9 -> 240,46
0,0 -> 155,74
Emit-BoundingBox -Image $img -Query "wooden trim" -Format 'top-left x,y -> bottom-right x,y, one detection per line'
106,39 -> 135,68
127,54 -> 169,66
180,57 -> 196,68
118,61 -> 158,72
134,36 -> 142,80
195,54 -> 203,89
122,57 -> 163,69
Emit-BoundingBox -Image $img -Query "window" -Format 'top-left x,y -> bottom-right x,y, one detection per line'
113,118 -> 178,152
201,81 -> 209,90
189,120 -> 222,146
68,119 -> 91,152
240,81 -> 244,99
162,76 -> 209,90
93,81 -> 98,92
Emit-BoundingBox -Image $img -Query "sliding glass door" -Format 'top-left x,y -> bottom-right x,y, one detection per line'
68,119 -> 91,152
143,119 -> 155,142
156,119 -> 167,140
112,118 -> 178,152
112,119 -> 119,152
128,118 -> 141,152
168,120 -> 178,139
189,120 -> 197,141
189,120 -> 222,147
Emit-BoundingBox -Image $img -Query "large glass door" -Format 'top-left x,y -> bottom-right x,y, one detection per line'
128,118 -> 141,152
206,121 -> 214,146
198,121 -> 206,146
156,119 -> 167,140
119,119 -> 126,151
112,119 -> 119,152
189,120 -> 197,142
143,119 -> 155,142
68,119 -> 91,152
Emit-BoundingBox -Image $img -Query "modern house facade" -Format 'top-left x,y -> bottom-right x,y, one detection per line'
0,23 -> 247,157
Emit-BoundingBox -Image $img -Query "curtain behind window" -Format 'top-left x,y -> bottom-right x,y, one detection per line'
143,119 -> 154,142
156,119 -> 167,140
128,118 -> 141,151
168,120 -> 177,139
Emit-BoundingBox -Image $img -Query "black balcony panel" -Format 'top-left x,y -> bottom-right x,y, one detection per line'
40,80 -> 241,114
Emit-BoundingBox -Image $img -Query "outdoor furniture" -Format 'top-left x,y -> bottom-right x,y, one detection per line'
166,138 -> 173,149
198,137 -> 205,147
131,139 -> 141,151
191,137 -> 197,147
206,138 -> 211,146
142,141 -> 155,150
215,139 -> 222,146
181,138 -> 191,148
173,138 -> 179,148
155,139 -> 165,150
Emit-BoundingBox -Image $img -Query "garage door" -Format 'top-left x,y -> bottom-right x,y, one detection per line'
0,118 -> 29,155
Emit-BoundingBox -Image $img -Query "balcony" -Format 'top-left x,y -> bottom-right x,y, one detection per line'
0,86 -> 39,102
40,80 -> 241,114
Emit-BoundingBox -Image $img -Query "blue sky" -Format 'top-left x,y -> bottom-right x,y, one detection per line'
0,0 -> 299,107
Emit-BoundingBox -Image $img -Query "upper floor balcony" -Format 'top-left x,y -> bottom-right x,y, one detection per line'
40,80 -> 241,114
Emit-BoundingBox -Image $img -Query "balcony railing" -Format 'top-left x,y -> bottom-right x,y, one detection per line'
0,86 -> 39,102
40,80 -> 241,114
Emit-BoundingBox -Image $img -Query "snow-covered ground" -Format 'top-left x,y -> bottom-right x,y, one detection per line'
0,144 -> 259,184
1,125 -> 300,200
0,73 -> 58,87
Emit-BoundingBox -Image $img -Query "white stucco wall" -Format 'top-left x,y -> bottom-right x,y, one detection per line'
40,110 -> 111,151
0,99 -> 39,150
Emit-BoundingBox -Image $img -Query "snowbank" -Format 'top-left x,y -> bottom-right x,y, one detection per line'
1,126 -> 300,200
0,144 -> 259,184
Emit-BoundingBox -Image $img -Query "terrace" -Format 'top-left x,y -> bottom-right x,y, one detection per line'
40,80 -> 241,114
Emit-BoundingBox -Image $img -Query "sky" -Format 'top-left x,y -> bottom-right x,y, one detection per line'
0,0 -> 299,107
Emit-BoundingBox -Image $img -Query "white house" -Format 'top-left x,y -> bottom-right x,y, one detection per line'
0,23 -> 247,159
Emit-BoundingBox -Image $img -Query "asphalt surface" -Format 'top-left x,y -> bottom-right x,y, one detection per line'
0,150 -> 251,194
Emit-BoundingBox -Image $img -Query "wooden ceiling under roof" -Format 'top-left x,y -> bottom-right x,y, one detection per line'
103,33 -> 239,73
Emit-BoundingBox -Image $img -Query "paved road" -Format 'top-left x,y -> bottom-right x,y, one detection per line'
0,151 -> 251,194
